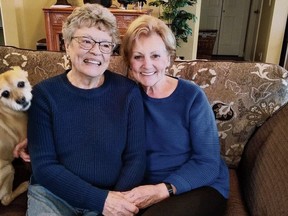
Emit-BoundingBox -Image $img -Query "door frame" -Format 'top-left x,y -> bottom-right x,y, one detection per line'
244,0 -> 263,61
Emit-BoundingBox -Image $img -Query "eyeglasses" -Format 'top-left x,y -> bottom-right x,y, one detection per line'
71,36 -> 116,54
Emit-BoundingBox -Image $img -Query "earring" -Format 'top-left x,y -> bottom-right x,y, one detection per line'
165,66 -> 170,74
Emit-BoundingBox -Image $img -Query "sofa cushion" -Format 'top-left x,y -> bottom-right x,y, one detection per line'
238,103 -> 288,215
167,60 -> 288,167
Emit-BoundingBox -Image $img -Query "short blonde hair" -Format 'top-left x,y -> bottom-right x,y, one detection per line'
62,3 -> 119,44
121,15 -> 176,68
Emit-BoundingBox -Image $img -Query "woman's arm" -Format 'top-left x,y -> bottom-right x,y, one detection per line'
114,86 -> 146,190
164,87 -> 221,194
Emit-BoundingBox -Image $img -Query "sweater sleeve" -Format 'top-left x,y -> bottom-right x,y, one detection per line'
114,86 -> 146,190
28,85 -> 108,212
164,86 -> 222,194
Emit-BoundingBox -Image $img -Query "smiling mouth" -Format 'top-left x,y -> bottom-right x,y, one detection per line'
140,72 -> 155,76
83,59 -> 102,66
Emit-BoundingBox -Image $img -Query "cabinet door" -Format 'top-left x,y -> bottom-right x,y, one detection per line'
44,10 -> 71,51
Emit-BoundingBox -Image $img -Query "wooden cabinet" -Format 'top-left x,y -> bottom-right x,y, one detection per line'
43,7 -> 152,51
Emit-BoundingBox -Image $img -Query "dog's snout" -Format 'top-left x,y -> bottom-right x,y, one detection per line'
16,97 -> 27,105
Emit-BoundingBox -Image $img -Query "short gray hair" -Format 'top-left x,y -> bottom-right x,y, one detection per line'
62,4 -> 119,44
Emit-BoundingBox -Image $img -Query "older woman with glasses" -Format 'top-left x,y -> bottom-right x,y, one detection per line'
25,4 -> 145,216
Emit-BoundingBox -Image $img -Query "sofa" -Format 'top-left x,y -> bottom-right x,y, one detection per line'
0,45 -> 287,216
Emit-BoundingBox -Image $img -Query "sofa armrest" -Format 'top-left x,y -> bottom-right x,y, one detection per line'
238,103 -> 288,215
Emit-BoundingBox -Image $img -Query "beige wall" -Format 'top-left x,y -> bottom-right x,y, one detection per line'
177,0 -> 201,60
0,0 -> 54,49
0,0 -> 19,46
265,0 -> 288,64
255,0 -> 288,64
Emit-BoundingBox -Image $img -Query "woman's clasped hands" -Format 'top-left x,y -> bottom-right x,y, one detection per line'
122,184 -> 170,209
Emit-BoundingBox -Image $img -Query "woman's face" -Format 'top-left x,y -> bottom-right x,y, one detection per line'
129,33 -> 170,88
65,26 -> 113,78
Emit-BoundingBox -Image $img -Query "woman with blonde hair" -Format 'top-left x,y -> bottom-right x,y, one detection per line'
122,15 -> 229,216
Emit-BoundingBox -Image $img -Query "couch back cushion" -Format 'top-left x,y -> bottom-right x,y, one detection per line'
0,46 -> 126,86
0,46 -> 67,85
1,46 -> 288,168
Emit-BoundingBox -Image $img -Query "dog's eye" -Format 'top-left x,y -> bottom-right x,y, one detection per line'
1,90 -> 10,98
18,81 -> 25,88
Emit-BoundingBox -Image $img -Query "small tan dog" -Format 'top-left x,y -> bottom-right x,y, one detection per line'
0,66 -> 32,205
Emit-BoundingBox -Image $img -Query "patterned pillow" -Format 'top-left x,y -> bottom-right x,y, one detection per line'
168,60 -> 288,167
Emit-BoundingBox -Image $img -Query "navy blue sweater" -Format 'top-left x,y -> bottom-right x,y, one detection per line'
28,70 -> 146,212
141,78 -> 229,199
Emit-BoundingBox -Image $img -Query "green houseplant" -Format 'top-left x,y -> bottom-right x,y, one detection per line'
149,0 -> 197,46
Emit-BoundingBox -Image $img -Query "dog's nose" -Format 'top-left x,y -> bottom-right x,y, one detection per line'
16,97 -> 27,105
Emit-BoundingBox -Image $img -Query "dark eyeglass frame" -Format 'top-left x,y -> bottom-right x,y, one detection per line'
71,36 -> 116,54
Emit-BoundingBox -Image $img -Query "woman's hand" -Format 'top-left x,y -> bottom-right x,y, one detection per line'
123,184 -> 169,209
103,191 -> 139,216
13,138 -> 30,162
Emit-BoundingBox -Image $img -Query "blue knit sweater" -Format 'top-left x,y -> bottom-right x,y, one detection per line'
28,70 -> 146,212
141,78 -> 229,199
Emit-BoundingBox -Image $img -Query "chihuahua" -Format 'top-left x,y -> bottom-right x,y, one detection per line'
0,66 -> 32,205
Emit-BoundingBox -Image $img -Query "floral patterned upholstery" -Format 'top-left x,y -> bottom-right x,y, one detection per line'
1,45 -> 288,168
167,60 -> 288,167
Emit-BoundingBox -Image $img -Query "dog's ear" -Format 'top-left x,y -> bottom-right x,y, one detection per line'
22,70 -> 28,78
11,66 -> 28,78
